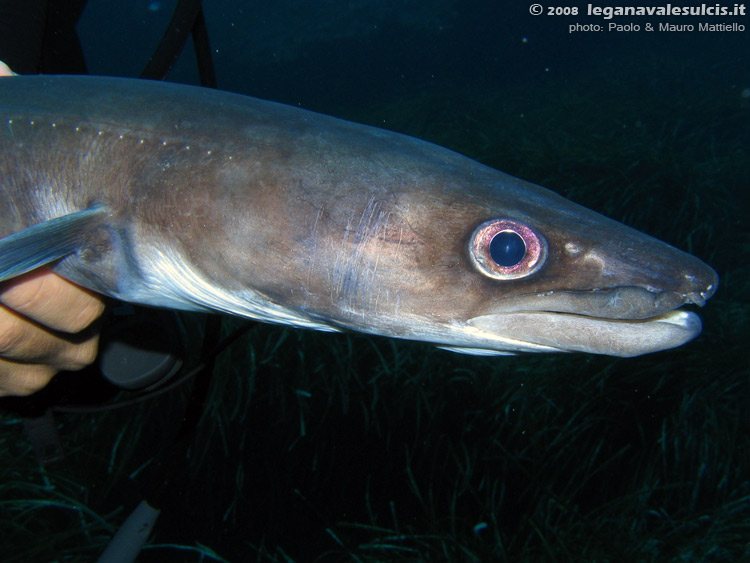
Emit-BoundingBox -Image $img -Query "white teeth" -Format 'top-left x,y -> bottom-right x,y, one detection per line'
685,292 -> 707,307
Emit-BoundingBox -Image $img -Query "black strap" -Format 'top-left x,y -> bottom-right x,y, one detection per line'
140,0 -> 216,88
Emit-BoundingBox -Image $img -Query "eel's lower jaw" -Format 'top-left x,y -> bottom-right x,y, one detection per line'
466,309 -> 703,357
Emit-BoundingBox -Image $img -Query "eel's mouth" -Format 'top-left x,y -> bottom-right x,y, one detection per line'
467,308 -> 702,357
485,285 -> 716,321
465,284 -> 716,357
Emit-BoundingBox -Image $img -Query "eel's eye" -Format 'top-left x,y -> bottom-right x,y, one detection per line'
469,219 -> 547,280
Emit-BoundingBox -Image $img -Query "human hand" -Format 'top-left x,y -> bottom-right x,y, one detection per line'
0,270 -> 105,396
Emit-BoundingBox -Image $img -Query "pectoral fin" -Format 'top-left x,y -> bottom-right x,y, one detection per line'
0,205 -> 107,282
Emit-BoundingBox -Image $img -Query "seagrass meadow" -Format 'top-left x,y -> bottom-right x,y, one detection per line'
1,7 -> 749,561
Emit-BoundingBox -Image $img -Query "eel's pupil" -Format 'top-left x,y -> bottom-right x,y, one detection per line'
489,231 -> 525,267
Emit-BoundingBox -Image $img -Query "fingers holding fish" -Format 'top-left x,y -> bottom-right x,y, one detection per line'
0,305 -> 101,396
0,359 -> 58,397
0,269 -> 106,334
0,270 -> 104,396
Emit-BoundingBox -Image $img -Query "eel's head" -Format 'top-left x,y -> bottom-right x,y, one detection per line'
320,158 -> 718,358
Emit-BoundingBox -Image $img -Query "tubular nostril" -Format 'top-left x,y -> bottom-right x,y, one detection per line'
700,280 -> 718,302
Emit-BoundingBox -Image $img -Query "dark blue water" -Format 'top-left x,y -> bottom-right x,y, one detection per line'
79,2 -> 750,111
4,1 -> 749,561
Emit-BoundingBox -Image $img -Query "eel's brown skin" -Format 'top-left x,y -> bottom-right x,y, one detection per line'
0,75 -> 718,357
